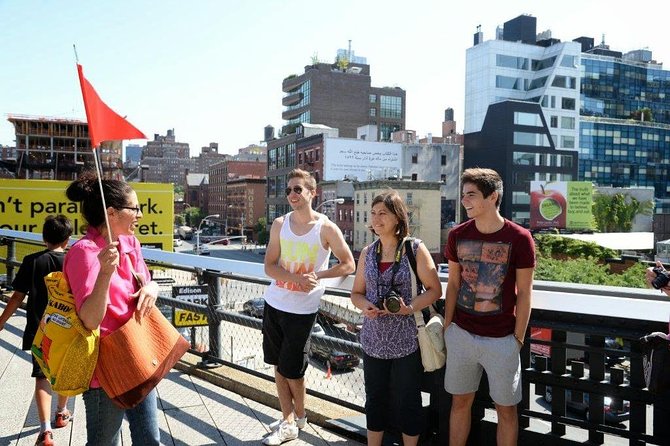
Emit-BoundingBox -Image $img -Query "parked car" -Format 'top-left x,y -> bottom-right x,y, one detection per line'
309,341 -> 360,371
243,298 -> 265,318
173,238 -> 183,247
195,244 -> 210,255
543,386 -> 630,424
584,335 -> 627,366
437,263 -> 449,274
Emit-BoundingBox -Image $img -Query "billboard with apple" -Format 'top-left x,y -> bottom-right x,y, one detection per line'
530,181 -> 593,230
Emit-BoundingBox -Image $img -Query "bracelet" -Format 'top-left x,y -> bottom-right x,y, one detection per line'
514,333 -> 524,347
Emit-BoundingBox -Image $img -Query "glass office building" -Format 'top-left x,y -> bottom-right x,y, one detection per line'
580,56 -> 670,214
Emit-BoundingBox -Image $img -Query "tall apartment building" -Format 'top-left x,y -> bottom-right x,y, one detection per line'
226,176 -> 266,241
281,59 -> 405,141
464,14 -> 670,235
7,115 -> 122,180
208,157 -> 267,235
141,129 -> 193,184
193,142 -> 229,174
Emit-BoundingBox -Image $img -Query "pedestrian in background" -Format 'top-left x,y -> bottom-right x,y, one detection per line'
64,172 -> 160,446
350,189 -> 442,446
0,215 -> 73,446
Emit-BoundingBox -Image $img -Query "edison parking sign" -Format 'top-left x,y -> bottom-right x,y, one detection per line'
172,285 -> 209,327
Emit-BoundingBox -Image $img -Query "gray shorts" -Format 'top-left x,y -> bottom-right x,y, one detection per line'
444,322 -> 522,406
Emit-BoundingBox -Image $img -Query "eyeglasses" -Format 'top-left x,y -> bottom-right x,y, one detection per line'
285,185 -> 305,196
119,206 -> 142,215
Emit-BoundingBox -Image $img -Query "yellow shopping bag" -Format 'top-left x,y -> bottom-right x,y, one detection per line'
31,272 -> 99,396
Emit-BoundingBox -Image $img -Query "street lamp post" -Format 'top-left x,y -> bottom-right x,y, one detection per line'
315,197 -> 345,212
196,214 -> 220,255
224,204 -> 232,236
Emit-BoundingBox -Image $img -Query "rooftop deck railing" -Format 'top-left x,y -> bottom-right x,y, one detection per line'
1,229 -> 669,445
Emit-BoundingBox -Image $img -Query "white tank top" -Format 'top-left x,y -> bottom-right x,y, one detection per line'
263,212 -> 332,314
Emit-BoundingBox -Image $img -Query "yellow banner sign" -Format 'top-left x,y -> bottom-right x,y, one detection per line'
0,179 -> 174,250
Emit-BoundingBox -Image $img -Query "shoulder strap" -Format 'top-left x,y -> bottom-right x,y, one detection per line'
404,238 -> 423,290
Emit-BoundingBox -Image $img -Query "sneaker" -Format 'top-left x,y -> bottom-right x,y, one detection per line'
269,413 -> 307,431
35,430 -> 54,446
262,420 -> 299,445
54,409 -> 72,428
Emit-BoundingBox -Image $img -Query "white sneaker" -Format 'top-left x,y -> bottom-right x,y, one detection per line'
262,420 -> 299,445
269,413 -> 306,431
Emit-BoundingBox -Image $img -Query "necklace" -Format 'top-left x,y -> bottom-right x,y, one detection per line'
378,239 -> 402,261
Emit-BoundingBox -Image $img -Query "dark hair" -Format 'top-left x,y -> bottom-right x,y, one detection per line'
65,170 -> 134,228
370,189 -> 409,239
461,168 -> 504,208
42,214 -> 73,245
287,168 -> 317,191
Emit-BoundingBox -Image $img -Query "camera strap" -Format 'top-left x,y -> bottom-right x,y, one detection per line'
375,238 -> 405,303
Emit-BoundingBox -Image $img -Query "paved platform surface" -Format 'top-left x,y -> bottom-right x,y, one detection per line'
0,301 -> 364,446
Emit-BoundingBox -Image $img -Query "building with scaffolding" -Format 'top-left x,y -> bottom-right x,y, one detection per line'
7,114 -> 123,180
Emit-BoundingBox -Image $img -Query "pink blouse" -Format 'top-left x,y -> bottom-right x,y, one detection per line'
63,227 -> 151,388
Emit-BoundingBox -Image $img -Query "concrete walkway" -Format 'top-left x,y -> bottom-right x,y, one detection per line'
0,301 -> 364,446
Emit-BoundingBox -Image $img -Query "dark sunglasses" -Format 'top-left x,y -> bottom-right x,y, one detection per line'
285,186 -> 305,196
119,206 -> 142,215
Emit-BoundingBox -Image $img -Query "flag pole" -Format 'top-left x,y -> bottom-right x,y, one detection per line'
92,144 -> 114,244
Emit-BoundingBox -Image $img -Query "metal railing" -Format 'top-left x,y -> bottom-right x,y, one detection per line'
1,229 -> 669,444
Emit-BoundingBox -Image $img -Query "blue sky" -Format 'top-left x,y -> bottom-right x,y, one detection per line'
1,0 -> 668,156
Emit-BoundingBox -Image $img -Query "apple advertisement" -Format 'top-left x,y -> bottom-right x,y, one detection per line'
530,181 -> 593,230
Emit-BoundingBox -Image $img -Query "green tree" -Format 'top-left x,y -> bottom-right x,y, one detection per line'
174,185 -> 184,201
256,217 -> 269,246
184,207 -> 202,226
630,107 -> 653,122
174,214 -> 185,226
592,192 -> 653,232
336,55 -> 349,71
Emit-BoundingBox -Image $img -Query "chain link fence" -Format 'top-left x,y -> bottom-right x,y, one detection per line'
150,264 -> 366,409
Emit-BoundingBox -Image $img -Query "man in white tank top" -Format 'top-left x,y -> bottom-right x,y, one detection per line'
261,169 -> 355,445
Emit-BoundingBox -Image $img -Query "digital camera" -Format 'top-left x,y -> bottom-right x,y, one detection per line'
380,289 -> 402,313
651,266 -> 670,290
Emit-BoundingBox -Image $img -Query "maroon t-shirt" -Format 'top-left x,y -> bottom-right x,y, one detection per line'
446,219 -> 535,337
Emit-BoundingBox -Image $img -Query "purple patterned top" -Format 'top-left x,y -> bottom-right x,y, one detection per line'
359,239 -> 419,359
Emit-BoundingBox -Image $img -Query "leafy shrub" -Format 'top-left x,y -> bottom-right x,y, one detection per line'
534,234 -> 617,261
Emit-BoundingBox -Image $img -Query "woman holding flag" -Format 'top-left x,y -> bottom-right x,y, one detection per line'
67,59 -> 161,444
64,172 -> 160,445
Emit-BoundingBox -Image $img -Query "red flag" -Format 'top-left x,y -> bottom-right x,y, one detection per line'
77,64 -> 146,149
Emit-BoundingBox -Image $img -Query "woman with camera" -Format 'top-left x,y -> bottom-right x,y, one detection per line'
646,261 -> 670,334
646,261 -> 670,297
350,189 -> 442,446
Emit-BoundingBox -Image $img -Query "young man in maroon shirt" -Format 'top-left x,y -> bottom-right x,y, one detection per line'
444,168 -> 535,446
